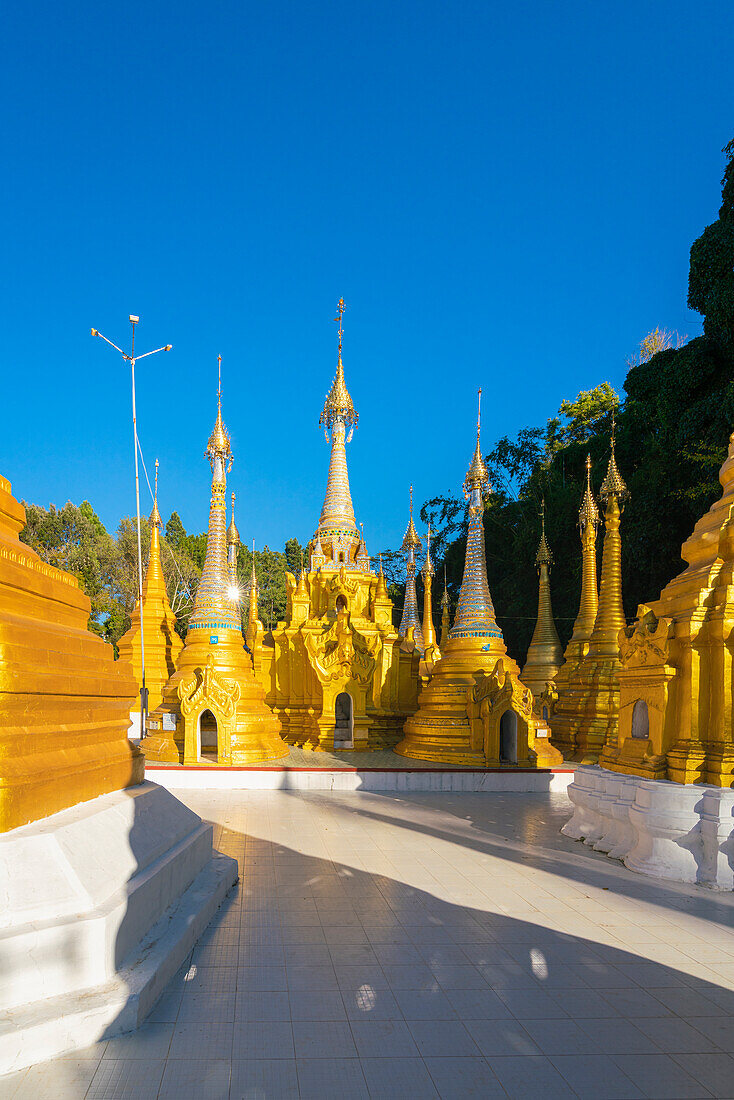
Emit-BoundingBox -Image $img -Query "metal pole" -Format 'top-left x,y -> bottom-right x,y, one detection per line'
129,321 -> 148,739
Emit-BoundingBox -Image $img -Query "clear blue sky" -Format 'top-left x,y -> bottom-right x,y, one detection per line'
2,1 -> 732,555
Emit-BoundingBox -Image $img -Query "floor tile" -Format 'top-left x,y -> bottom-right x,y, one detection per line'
101,1023 -> 173,1060
236,966 -> 288,991
407,1020 -> 481,1057
288,989 -> 348,1020
350,1019 -> 419,1058
234,990 -> 291,1022
343,987 -> 404,1020
232,1020 -> 294,1059
611,1053 -> 712,1098
549,1054 -> 643,1098
292,1019 -> 357,1059
86,1058 -> 166,1099
395,989 -> 458,1020
296,1057 -> 369,1099
229,1058 -> 299,1099
672,1052 -> 734,1096
443,988 -> 512,1019
169,1021 -> 234,1060
360,1056 -> 439,1098
464,1019 -> 541,1057
423,1056 -> 506,1099
157,1058 -> 230,1099
486,1054 -> 575,1099
633,1016 -> 721,1053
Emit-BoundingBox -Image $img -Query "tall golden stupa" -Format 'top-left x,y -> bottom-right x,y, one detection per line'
547,455 -> 600,754
117,459 -> 182,724
250,300 -> 419,749
398,486 -> 424,654
520,500 -> 563,701
141,360 -> 288,765
395,392 -> 561,768
420,525 -> 440,672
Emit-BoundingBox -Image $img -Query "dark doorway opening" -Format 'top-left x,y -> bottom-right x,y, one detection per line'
334,692 -> 353,749
499,709 -> 518,764
199,709 -> 218,763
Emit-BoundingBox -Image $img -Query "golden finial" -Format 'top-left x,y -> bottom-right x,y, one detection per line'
536,498 -> 552,568
319,298 -> 358,431
207,354 -> 233,470
579,453 -> 600,530
150,458 -> 162,528
423,523 -> 435,579
441,561 -> 449,608
463,388 -> 490,499
227,490 -> 240,545
599,418 -> 629,506
402,483 -> 422,552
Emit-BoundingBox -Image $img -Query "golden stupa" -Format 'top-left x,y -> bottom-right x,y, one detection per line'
395,392 -> 561,768
0,474 -> 142,832
603,427 -> 734,786
547,454 -> 600,754
520,499 -> 563,702
141,360 -> 288,765
117,459 -> 183,724
420,525 -> 441,673
250,301 -> 419,750
398,486 -> 425,654
554,430 -> 629,762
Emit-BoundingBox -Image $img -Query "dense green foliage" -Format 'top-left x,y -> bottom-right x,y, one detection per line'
20,500 -> 306,645
416,143 -> 734,665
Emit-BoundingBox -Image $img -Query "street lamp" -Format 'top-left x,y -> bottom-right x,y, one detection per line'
91,316 -> 172,740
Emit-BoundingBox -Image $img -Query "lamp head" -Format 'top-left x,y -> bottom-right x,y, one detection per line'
165,344 -> 172,351
129,314 -> 139,324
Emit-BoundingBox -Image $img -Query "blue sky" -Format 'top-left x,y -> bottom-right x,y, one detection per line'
2,1 -> 733,555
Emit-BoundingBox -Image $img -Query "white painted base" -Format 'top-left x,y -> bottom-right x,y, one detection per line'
0,782 -> 237,1075
146,765 -> 575,793
562,765 -> 734,889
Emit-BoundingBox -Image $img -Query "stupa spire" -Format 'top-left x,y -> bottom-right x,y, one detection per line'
521,498 -> 563,696
316,299 -> 360,561
188,357 -> 239,636
399,484 -> 424,652
589,419 -> 629,656
421,524 -> 437,652
227,491 -> 240,586
440,563 -> 451,647
143,458 -> 165,598
451,389 -> 502,644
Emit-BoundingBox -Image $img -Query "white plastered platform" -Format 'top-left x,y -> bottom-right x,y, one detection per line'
0,781 -> 237,1075
562,764 -> 734,889
146,763 -> 575,792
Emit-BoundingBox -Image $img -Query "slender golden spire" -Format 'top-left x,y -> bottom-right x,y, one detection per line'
588,427 -> 629,657
421,524 -> 437,651
440,562 -> 451,647
207,354 -> 233,470
399,484 -> 424,651
319,298 -> 358,431
451,389 -> 502,643
316,300 -> 359,556
227,491 -> 240,546
143,458 -> 165,598
376,552 -> 388,598
188,365 -> 240,637
521,498 -> 563,695
150,457 -> 162,529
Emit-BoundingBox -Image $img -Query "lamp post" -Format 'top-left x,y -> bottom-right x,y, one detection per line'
91,316 -> 172,739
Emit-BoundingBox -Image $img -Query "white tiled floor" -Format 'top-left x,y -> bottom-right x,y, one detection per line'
4,788 -> 734,1099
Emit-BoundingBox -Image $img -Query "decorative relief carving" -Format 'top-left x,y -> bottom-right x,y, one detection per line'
178,654 -> 241,718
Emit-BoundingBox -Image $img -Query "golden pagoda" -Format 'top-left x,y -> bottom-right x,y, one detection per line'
549,455 -> 600,755
141,359 -> 288,765
395,392 -> 561,768
250,300 -> 419,750
521,499 -> 563,702
117,459 -> 183,726
420,525 -> 440,672
558,427 -> 629,763
398,486 -> 424,654
603,428 -> 734,786
0,473 -> 142,832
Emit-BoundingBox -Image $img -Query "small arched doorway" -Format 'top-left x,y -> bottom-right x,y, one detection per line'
336,595 -> 348,613
499,709 -> 518,764
198,709 -> 218,762
631,699 -> 650,739
334,692 -> 353,749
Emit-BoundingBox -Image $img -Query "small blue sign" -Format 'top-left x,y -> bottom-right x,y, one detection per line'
210,635 -> 219,644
